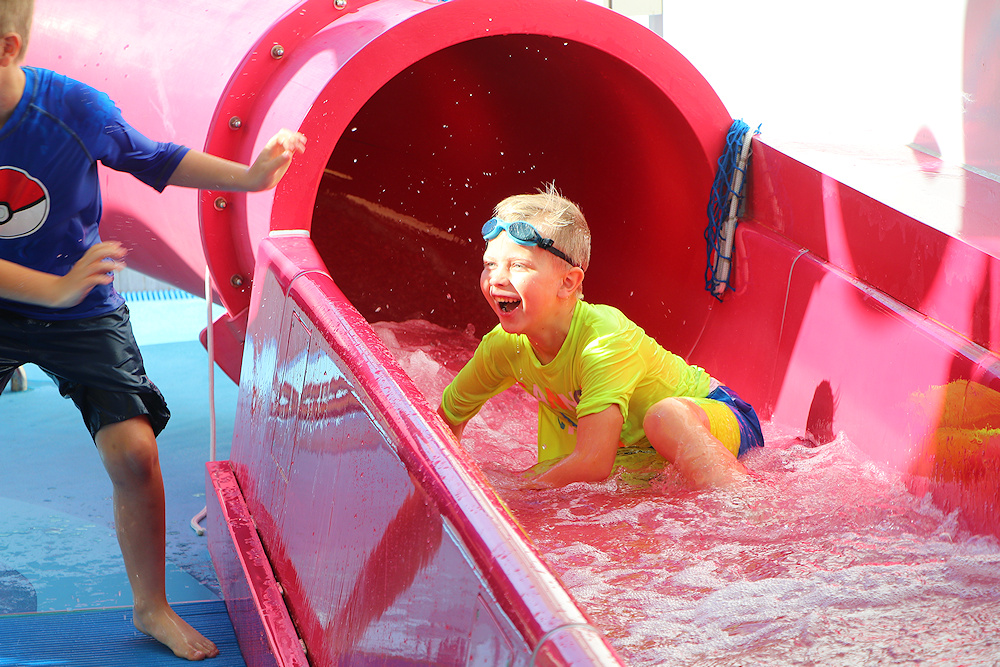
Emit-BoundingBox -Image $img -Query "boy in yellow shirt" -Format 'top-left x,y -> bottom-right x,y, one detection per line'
438,185 -> 763,488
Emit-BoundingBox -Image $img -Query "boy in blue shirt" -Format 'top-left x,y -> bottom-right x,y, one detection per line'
0,0 -> 305,659
439,186 -> 763,489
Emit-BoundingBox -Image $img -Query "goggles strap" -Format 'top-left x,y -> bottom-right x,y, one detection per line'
482,218 -> 577,267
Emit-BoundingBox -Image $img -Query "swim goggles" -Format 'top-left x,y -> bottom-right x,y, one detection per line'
481,218 -> 578,267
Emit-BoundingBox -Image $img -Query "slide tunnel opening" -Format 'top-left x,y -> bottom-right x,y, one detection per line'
310,34 -> 718,351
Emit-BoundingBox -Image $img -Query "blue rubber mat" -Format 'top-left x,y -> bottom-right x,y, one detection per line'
0,600 -> 246,666
0,293 -> 238,613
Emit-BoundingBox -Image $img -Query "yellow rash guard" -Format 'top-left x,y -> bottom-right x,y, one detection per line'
441,301 -> 716,461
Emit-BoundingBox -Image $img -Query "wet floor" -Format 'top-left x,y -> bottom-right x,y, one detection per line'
0,293 -> 238,614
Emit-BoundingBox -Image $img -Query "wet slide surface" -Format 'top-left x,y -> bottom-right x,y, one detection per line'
376,319 -> 1000,666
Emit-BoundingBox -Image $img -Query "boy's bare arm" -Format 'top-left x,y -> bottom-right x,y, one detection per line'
524,405 -> 623,488
167,129 -> 306,192
437,405 -> 467,441
0,241 -> 127,309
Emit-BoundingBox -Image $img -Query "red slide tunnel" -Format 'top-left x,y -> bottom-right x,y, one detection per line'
29,0 -> 729,664
31,0 -> 730,380
27,0 -> 1000,664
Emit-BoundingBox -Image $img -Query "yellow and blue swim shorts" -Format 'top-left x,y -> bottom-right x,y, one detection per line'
687,385 -> 764,458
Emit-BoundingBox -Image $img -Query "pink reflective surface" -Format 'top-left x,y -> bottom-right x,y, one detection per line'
225,236 -> 620,664
693,139 -> 1000,535
206,461 -> 308,667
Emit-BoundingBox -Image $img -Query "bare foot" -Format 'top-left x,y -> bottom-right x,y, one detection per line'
133,603 -> 219,660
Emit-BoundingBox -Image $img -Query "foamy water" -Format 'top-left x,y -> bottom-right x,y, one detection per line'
375,320 -> 1000,666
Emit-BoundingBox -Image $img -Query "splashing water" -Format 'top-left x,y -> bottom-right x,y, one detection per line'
374,320 -> 1000,666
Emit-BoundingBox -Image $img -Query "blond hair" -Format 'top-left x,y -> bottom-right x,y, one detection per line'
0,0 -> 33,60
492,183 -> 592,273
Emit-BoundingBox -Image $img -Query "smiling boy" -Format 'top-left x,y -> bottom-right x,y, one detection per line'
437,185 -> 763,488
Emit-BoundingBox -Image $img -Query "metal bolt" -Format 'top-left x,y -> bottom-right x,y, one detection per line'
334,0 -> 347,8
214,197 -> 228,210
230,274 -> 245,288
228,116 -> 242,130
270,44 -> 285,59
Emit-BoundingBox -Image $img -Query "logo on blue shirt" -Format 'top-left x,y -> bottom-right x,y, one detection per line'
0,167 -> 49,239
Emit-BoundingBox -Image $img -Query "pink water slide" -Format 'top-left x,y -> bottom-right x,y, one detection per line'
29,0 -> 1000,664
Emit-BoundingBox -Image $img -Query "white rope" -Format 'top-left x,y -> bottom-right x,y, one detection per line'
206,268 -> 217,463
190,266 -> 219,536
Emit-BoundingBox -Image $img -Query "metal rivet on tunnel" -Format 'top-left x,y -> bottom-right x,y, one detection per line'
231,274 -> 245,288
270,44 -> 285,59
229,116 -> 242,130
334,0 -> 347,9
214,197 -> 228,210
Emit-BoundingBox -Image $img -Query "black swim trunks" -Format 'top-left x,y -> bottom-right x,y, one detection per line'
0,304 -> 170,439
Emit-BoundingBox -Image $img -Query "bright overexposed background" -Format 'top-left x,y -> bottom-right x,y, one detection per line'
598,1 -> 978,167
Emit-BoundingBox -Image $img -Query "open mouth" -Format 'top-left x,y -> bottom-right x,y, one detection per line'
497,298 -> 522,313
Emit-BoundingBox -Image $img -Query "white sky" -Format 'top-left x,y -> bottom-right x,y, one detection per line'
607,1 -> 969,162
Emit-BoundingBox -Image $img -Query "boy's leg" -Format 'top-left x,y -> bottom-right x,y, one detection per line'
95,416 -> 219,661
643,397 -> 747,488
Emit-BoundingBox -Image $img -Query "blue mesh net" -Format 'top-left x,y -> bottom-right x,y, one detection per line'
705,119 -> 758,300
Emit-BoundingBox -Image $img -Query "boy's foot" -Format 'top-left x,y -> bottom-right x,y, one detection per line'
133,603 -> 219,660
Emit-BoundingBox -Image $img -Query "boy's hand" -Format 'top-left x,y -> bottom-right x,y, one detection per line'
54,241 -> 127,308
436,405 -> 467,441
520,458 -> 561,489
245,129 -> 307,191
0,242 -> 127,309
